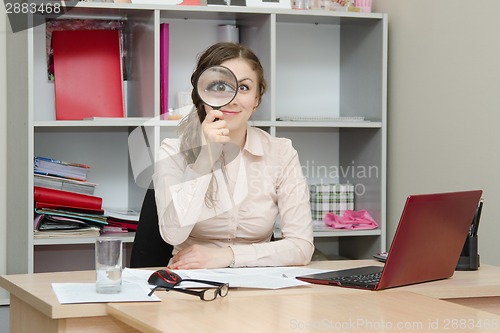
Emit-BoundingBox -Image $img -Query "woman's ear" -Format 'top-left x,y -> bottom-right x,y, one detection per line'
254,97 -> 260,110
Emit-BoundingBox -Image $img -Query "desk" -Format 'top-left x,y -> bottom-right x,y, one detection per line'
1,260 -> 500,333
107,291 -> 500,333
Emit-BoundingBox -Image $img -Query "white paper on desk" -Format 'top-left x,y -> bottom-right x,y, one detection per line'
122,267 -> 331,289
52,282 -> 161,304
177,267 -> 331,289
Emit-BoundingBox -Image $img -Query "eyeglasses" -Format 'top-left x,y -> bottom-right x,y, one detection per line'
148,279 -> 229,301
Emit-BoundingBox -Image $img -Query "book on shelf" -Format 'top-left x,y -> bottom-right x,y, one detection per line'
34,173 -> 97,195
34,213 -> 98,230
34,228 -> 101,239
52,29 -> 124,120
35,208 -> 107,226
160,23 -> 169,119
101,225 -> 129,234
34,186 -> 103,211
34,156 -> 91,181
276,116 -> 366,122
105,208 -> 140,222
105,221 -> 138,232
130,0 -> 202,5
105,208 -> 140,232
46,19 -> 127,81
106,217 -> 138,232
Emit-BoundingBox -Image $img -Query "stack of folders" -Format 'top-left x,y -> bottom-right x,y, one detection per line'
34,186 -> 106,238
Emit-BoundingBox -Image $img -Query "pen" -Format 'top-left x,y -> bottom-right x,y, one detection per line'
469,206 -> 478,236
472,199 -> 484,237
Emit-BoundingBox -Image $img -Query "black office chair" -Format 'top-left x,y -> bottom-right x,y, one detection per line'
130,188 -> 174,268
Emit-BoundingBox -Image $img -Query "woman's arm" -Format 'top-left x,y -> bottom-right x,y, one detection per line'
152,139 -> 213,245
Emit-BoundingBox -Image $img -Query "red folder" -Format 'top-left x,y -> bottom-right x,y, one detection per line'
34,186 -> 102,211
52,29 -> 124,120
160,23 -> 169,119
107,218 -> 138,231
35,202 -> 104,215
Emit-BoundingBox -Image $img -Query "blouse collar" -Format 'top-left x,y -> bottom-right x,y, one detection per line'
242,126 -> 264,157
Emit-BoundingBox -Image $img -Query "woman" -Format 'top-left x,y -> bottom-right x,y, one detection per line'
153,42 -> 314,269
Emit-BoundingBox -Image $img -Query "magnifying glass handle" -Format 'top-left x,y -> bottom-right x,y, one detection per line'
213,107 -> 220,121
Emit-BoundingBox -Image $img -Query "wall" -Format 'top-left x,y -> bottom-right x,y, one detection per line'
0,5 -> 8,303
374,0 -> 500,266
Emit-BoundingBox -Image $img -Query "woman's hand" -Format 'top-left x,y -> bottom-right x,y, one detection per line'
202,109 -> 230,144
192,109 -> 230,173
169,244 -> 234,270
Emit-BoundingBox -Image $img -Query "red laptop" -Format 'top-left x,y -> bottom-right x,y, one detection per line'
297,190 -> 483,290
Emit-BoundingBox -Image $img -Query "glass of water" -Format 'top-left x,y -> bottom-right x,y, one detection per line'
95,238 -> 123,294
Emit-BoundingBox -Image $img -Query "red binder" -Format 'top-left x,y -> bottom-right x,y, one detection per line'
34,186 -> 103,211
52,30 -> 124,120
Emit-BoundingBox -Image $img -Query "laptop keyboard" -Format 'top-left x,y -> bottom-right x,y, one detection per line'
331,271 -> 382,286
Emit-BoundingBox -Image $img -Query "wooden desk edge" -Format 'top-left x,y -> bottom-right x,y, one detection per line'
0,275 -> 55,317
0,274 -> 108,319
106,305 -> 154,333
105,291 -> 500,333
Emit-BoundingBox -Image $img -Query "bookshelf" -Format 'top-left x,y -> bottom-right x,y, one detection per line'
6,3 -> 387,273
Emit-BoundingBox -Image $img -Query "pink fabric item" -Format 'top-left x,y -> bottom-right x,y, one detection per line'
324,210 -> 379,230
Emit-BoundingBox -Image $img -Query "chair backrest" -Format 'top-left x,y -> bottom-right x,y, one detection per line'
129,188 -> 174,268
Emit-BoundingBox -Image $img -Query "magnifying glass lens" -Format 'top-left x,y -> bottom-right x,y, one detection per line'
197,66 -> 238,109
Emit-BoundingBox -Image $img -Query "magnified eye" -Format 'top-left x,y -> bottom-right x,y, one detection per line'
205,80 -> 237,94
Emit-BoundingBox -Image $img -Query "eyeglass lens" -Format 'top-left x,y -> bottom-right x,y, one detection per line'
149,280 -> 229,301
201,288 -> 219,301
218,284 -> 229,297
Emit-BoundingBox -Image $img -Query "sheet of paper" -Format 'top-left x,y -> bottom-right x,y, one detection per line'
52,282 -> 160,304
122,267 -> 332,290
178,267 -> 332,289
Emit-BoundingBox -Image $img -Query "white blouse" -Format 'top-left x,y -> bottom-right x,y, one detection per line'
153,126 -> 314,267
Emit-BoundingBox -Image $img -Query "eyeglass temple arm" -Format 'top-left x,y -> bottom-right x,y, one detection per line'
148,285 -> 203,298
175,279 -> 226,287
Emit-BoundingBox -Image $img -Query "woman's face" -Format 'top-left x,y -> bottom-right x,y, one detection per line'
203,58 -> 260,133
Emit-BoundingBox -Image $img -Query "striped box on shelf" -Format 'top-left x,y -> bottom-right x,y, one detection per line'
309,183 -> 354,220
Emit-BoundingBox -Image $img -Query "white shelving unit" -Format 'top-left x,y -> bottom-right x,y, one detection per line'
6,3 -> 387,274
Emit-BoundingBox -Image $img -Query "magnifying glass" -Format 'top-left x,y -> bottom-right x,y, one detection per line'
196,65 -> 238,110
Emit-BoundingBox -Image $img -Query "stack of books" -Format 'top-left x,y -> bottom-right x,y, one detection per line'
33,156 -> 140,237
34,156 -> 97,195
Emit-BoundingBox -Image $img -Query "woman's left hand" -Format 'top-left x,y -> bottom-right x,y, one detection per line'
169,244 -> 234,269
